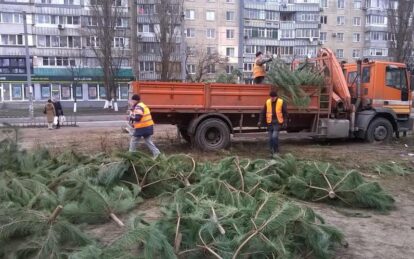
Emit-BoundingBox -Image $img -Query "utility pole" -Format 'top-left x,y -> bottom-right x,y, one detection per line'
129,0 -> 139,80
23,11 -> 33,121
180,11 -> 186,82
237,1 -> 244,84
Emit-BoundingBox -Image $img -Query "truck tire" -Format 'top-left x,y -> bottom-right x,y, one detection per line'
365,118 -> 393,143
194,118 -> 230,151
178,128 -> 192,143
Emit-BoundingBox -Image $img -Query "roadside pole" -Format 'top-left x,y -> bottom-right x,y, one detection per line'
23,11 -> 33,122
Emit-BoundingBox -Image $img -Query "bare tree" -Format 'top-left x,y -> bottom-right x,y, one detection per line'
186,48 -> 228,82
152,0 -> 183,81
388,0 -> 414,66
87,0 -> 130,110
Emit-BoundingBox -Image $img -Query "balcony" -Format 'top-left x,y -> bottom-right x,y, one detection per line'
279,21 -> 295,30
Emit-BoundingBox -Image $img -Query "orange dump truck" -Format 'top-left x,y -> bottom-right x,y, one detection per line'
131,48 -> 413,151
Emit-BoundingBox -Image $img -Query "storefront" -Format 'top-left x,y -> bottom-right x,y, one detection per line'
0,68 -> 133,103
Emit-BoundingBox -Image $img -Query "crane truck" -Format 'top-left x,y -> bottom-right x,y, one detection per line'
130,48 -> 413,151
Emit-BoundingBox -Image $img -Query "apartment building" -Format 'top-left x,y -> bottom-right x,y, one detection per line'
320,0 -> 365,61
0,0 -> 132,104
363,0 -> 390,60
183,0 -> 239,81
241,0 -> 321,83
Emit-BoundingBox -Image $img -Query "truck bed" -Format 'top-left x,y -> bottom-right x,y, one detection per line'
130,82 -> 324,114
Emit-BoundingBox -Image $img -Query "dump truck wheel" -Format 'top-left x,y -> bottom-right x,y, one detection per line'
179,128 -> 192,143
366,118 -> 393,143
195,118 -> 230,151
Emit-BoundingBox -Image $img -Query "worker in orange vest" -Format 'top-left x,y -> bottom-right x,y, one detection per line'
258,90 -> 288,157
253,51 -> 273,84
128,94 -> 160,158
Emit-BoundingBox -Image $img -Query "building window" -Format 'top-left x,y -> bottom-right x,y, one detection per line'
366,15 -> 387,26
226,65 -> 234,74
337,16 -> 345,25
116,18 -> 128,28
280,30 -> 295,39
99,85 -> 106,99
337,0 -> 345,9
207,64 -> 215,74
0,13 -> 23,24
139,61 -> 155,72
37,35 -> 81,48
320,16 -> 327,24
353,33 -> 360,42
86,36 -> 100,47
185,28 -> 195,38
336,49 -> 344,58
337,33 -> 344,42
61,84 -> 71,100
88,84 -> 98,100
187,64 -> 196,74
207,47 -> 215,54
138,24 -> 155,33
1,35 -> 24,46
41,84 -> 51,99
0,57 -> 27,74
74,85 -> 83,99
206,11 -> 215,21
185,9 -> 195,20
352,49 -> 361,58
243,63 -> 253,72
353,0 -> 362,9
119,84 -> 129,100
353,17 -> 361,26
12,83 -> 23,100
226,47 -> 235,57
320,32 -> 327,42
206,28 -> 215,39
226,11 -> 234,21
321,0 -> 328,8
226,29 -> 235,39
114,37 -> 129,48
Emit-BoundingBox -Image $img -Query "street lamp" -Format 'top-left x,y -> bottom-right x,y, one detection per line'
23,11 -> 33,121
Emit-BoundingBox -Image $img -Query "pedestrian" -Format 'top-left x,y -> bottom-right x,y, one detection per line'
52,97 -> 63,129
253,51 -> 273,84
257,90 -> 288,158
43,99 -> 56,130
128,94 -> 161,158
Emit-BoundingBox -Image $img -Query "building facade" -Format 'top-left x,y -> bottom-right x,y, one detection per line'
183,0 -> 240,82
320,0 -> 365,61
241,0 -> 321,83
0,0 -> 401,104
0,0 -> 132,104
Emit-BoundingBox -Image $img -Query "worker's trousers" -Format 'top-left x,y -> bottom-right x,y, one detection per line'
268,123 -> 279,154
129,135 -> 160,158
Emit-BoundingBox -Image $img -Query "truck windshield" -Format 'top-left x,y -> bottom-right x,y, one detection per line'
362,67 -> 370,83
386,66 -> 407,90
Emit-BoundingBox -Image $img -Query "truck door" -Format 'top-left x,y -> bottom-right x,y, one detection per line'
384,65 -> 410,114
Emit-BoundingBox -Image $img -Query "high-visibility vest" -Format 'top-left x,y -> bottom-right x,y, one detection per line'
253,57 -> 266,79
133,102 -> 154,129
266,98 -> 284,124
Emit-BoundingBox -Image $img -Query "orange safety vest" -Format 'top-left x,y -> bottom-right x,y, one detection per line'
253,57 -> 266,79
266,98 -> 284,124
133,102 -> 154,129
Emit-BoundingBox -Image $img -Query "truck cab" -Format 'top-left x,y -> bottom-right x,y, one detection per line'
343,61 -> 413,141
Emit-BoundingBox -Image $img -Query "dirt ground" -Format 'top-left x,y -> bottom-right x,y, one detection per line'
12,125 -> 414,259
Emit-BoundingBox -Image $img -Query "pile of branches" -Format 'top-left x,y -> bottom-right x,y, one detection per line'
0,137 -> 394,258
266,59 -> 325,107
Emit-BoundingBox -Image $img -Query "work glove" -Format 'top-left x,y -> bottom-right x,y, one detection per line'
257,121 -> 262,128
